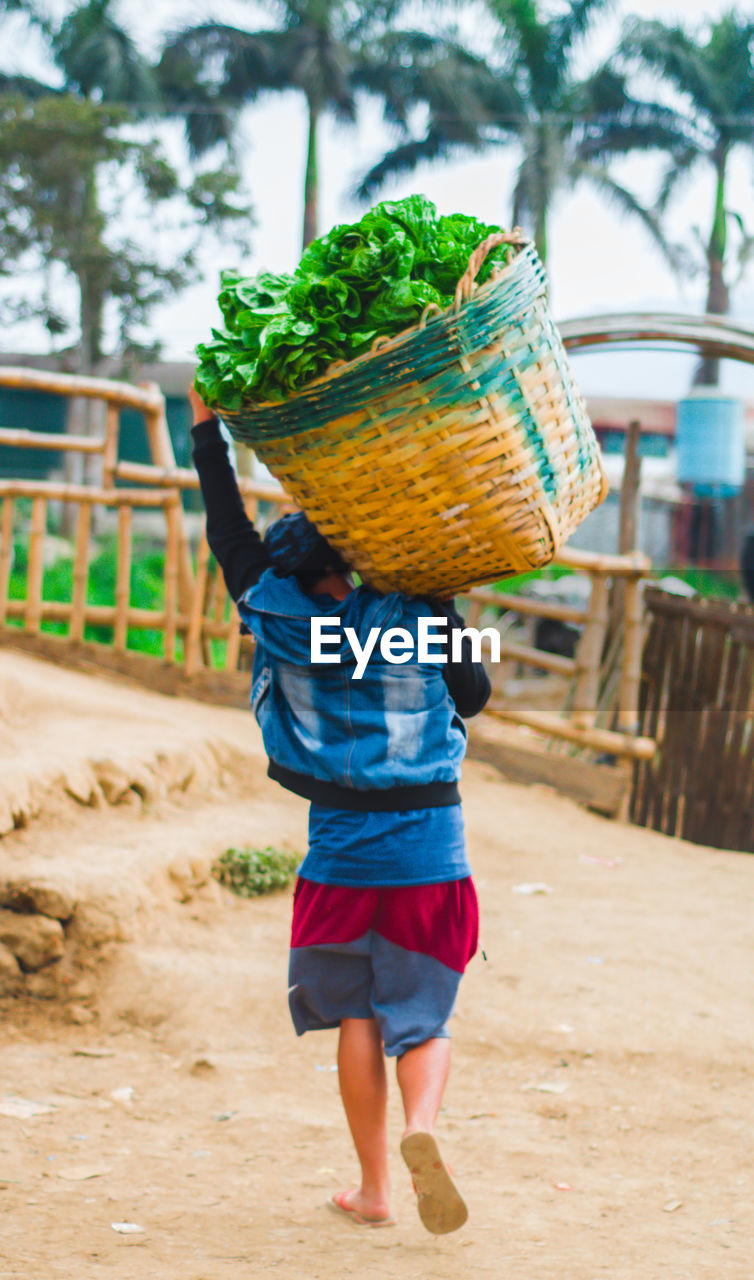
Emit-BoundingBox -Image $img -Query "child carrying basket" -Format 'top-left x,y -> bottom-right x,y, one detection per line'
191,197 -> 605,1233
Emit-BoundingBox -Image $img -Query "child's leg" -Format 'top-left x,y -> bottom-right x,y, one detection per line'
370,874 -> 477,1236
335,1016 -> 392,1221
396,1037 -> 467,1234
395,1036 -> 451,1136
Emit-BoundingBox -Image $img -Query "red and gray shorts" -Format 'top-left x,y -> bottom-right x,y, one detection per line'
288,877 -> 479,1058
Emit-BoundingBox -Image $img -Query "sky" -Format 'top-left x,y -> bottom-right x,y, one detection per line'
2,0 -> 753,399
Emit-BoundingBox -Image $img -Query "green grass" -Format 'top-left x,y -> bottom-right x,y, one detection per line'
9,537 -> 169,654
650,567 -> 741,601
491,566 -> 577,594
492,565 -> 742,601
8,536 -> 237,664
212,847 -> 299,897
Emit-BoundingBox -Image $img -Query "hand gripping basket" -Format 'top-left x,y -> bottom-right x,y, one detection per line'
220,232 -> 608,597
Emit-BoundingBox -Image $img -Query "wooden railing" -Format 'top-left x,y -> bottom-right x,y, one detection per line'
630,590 -> 754,852
0,367 -> 295,685
0,365 -> 652,757
466,546 -> 652,759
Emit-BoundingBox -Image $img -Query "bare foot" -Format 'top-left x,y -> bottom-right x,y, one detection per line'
329,1188 -> 394,1225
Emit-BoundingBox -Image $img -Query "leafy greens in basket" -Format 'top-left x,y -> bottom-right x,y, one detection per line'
195,195 -> 518,409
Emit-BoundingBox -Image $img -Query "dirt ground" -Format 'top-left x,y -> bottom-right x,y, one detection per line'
0,649 -> 752,1280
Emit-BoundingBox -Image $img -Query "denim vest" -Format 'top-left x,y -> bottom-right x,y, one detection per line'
236,570 -> 467,793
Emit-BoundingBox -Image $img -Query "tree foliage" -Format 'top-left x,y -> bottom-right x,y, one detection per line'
0,0 -> 253,374
52,0 -> 159,108
159,0 -> 456,250
358,0 -> 688,270
0,95 -> 250,370
620,9 -> 754,381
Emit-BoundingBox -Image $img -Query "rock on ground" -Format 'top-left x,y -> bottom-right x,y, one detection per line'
0,908 -> 65,971
0,939 -> 22,993
0,876 -> 76,921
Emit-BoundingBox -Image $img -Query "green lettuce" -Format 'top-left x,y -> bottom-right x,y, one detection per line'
195,195 -> 516,406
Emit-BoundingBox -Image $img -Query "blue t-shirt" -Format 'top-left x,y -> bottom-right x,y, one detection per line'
298,803 -> 471,888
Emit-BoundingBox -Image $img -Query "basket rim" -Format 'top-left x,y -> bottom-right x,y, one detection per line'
220,235 -> 534,419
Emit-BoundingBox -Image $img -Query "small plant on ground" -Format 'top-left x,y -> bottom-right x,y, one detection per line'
212,846 -> 299,897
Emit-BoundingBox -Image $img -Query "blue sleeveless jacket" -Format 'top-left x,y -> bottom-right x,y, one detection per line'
236,570 -> 466,808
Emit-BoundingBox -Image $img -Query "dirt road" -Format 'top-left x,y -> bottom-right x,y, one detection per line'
0,651 -> 752,1279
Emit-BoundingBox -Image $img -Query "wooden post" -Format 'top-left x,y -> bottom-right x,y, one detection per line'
617,575 -> 645,735
610,421 -> 645,732
224,612 -> 242,672
611,419 -> 643,638
102,402 -> 121,488
184,536 -> 210,676
25,496 -> 47,635
619,420 -> 642,554
63,394 -> 87,495
70,503 -> 92,644
141,388 -> 195,613
212,563 -> 229,626
243,493 -> 259,525
163,495 -> 180,664
464,598 -> 484,629
83,399 -> 106,489
114,504 -> 132,653
222,496 -> 254,674
0,496 -> 14,627
572,573 -> 610,729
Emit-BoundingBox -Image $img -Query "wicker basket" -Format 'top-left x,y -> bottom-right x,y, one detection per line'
221,232 -> 608,597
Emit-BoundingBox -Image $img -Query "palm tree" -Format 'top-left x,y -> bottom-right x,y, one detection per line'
0,0 -> 53,94
0,0 -> 162,378
619,9 -> 754,384
358,0 -> 688,270
51,0 -> 158,109
158,0 -> 422,251
353,28 -> 516,197
0,0 -> 158,106
0,0 -> 248,407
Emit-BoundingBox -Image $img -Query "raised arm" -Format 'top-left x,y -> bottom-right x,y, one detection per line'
189,386 -> 271,600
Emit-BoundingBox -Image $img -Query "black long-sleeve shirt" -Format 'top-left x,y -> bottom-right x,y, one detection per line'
191,417 -> 491,718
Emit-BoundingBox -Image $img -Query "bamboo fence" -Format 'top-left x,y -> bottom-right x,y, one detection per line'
0,368 -> 292,680
0,365 -> 652,759
630,590 -> 753,852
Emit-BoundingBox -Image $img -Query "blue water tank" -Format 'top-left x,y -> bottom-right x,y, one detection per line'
676,393 -> 746,497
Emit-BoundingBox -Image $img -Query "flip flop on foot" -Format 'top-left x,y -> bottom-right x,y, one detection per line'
400,1131 -> 468,1235
327,1190 -> 395,1228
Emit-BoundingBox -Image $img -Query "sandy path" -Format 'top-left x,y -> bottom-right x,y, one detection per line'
0,651 -> 752,1279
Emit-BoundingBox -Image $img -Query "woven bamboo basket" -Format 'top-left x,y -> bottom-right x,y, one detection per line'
220,232 -> 608,597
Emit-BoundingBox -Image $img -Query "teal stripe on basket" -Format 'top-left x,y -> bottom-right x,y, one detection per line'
221,245 -> 547,444
487,356 -> 558,499
546,320 -> 593,480
297,340 -> 561,501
